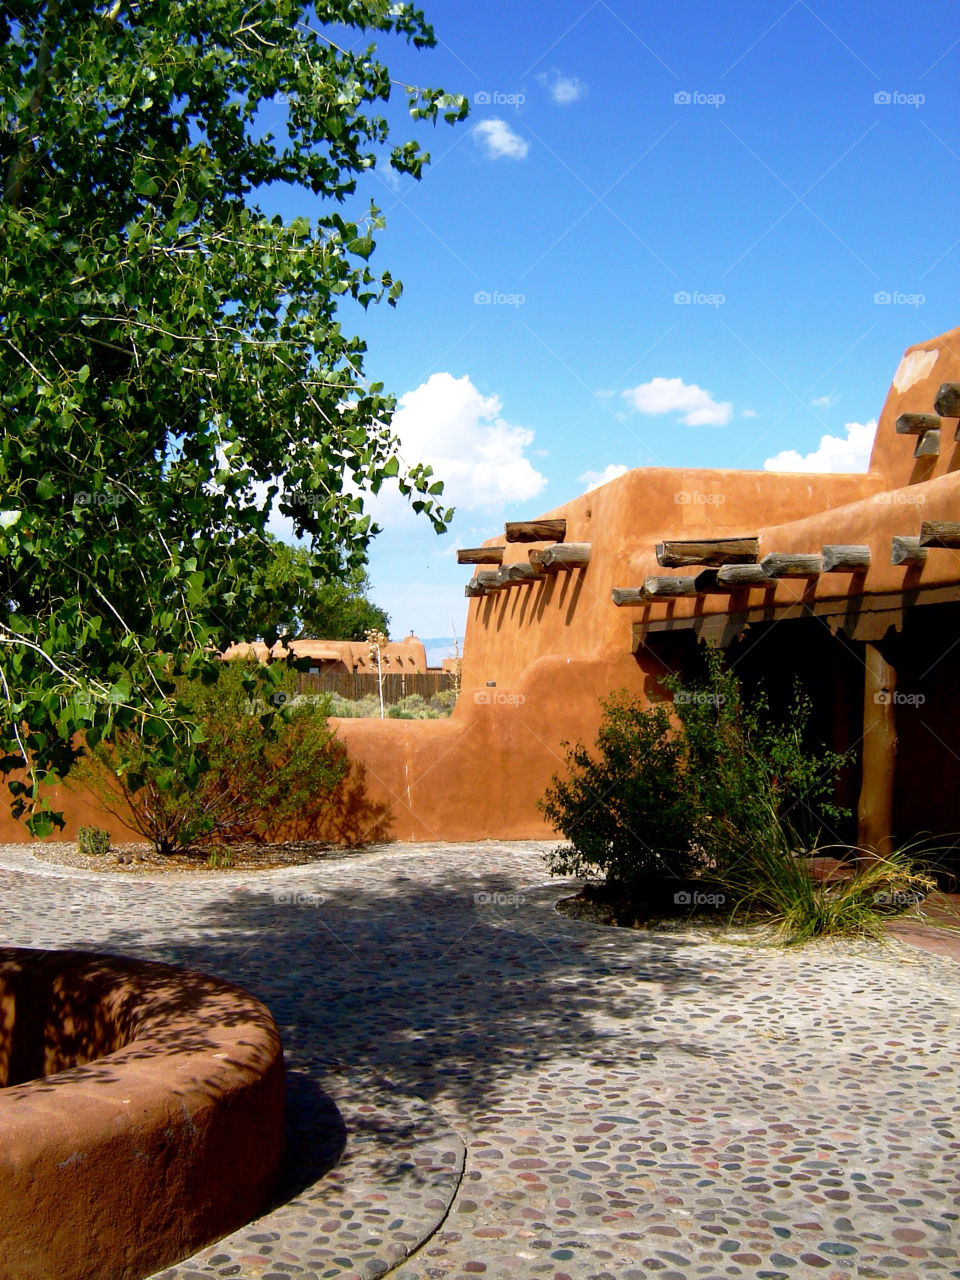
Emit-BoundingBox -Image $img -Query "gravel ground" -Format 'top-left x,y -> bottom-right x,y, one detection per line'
2,840 -> 960,1280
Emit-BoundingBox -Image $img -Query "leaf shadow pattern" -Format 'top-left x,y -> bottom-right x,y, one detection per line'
86,869 -> 748,1120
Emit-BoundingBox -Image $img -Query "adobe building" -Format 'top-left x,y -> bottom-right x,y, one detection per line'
3,327 -> 959,851
223,634 -> 427,676
329,325 -> 960,854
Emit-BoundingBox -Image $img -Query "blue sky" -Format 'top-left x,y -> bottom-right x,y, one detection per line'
268,0 -> 959,650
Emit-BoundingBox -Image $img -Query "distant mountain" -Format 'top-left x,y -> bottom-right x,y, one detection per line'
419,636 -> 458,666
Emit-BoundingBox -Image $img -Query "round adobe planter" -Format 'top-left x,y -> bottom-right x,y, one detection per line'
0,947 -> 285,1280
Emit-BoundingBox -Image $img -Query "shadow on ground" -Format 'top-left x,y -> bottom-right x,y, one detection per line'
88,866 -> 746,1117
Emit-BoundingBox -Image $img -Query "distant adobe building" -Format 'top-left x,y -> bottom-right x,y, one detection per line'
222,634 -> 428,676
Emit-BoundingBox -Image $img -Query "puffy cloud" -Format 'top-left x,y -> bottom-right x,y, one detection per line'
377,373 -> 546,524
580,463 -> 629,492
622,377 -> 733,427
538,70 -> 586,104
764,420 -> 876,473
474,118 -> 529,160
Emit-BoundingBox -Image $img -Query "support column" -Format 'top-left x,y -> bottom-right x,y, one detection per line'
857,642 -> 897,857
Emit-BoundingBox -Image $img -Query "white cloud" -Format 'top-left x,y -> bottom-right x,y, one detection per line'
374,373 -> 546,525
580,463 -> 629,492
474,118 -> 529,160
764,420 -> 876,473
742,408 -> 758,418
538,69 -> 586,105
622,377 -> 733,427
811,393 -> 838,409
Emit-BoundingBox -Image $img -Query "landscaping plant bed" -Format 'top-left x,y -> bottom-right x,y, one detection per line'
556,878 -> 730,929
27,838 -> 374,875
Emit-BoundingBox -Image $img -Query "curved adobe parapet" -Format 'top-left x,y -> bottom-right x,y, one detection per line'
0,947 -> 285,1280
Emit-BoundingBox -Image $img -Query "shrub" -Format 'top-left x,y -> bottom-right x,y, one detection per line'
77,826 -> 111,856
73,661 -> 346,857
666,649 -> 853,871
539,693 -> 692,885
540,649 -> 933,941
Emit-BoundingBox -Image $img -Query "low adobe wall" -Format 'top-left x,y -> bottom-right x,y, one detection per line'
0,948 -> 285,1280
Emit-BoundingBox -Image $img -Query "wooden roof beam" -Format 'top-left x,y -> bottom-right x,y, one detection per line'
716,564 -> 778,587
539,542 -> 590,571
457,546 -> 505,565
919,521 -> 960,549
656,536 -> 759,568
934,383 -> 960,417
504,518 -> 566,543
891,536 -> 927,566
641,576 -> 700,599
821,544 -> 870,573
760,552 -> 822,579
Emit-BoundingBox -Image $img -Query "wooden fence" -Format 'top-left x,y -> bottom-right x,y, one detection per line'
296,670 -> 456,704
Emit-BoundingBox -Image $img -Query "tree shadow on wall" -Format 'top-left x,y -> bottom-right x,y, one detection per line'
275,760 -> 393,847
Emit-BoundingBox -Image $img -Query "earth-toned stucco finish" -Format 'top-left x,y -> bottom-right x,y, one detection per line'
3,327 -> 960,845
0,948 -> 285,1280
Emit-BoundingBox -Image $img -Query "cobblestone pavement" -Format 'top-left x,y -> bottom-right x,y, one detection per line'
2,841 -> 960,1280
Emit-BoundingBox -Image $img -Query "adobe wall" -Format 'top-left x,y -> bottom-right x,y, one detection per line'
2,327 -> 958,846
0,948 -> 285,1280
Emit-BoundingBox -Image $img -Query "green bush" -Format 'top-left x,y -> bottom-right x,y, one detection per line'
326,691 -> 454,719
77,825 -> 111,856
74,661 -> 346,857
539,693 -> 692,885
541,649 -> 933,940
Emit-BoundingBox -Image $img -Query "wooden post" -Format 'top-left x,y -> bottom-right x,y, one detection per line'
857,642 -> 897,857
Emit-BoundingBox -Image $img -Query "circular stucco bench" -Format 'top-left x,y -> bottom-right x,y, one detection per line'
0,947 -> 285,1280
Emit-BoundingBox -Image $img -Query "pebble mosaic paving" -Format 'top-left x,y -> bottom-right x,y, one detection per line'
1,840 -> 959,1280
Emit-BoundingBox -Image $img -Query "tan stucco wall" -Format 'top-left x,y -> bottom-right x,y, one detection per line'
3,326 -> 959,846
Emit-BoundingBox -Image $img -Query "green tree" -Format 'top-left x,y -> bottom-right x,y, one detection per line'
246,539 -> 390,640
0,0 -> 464,832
